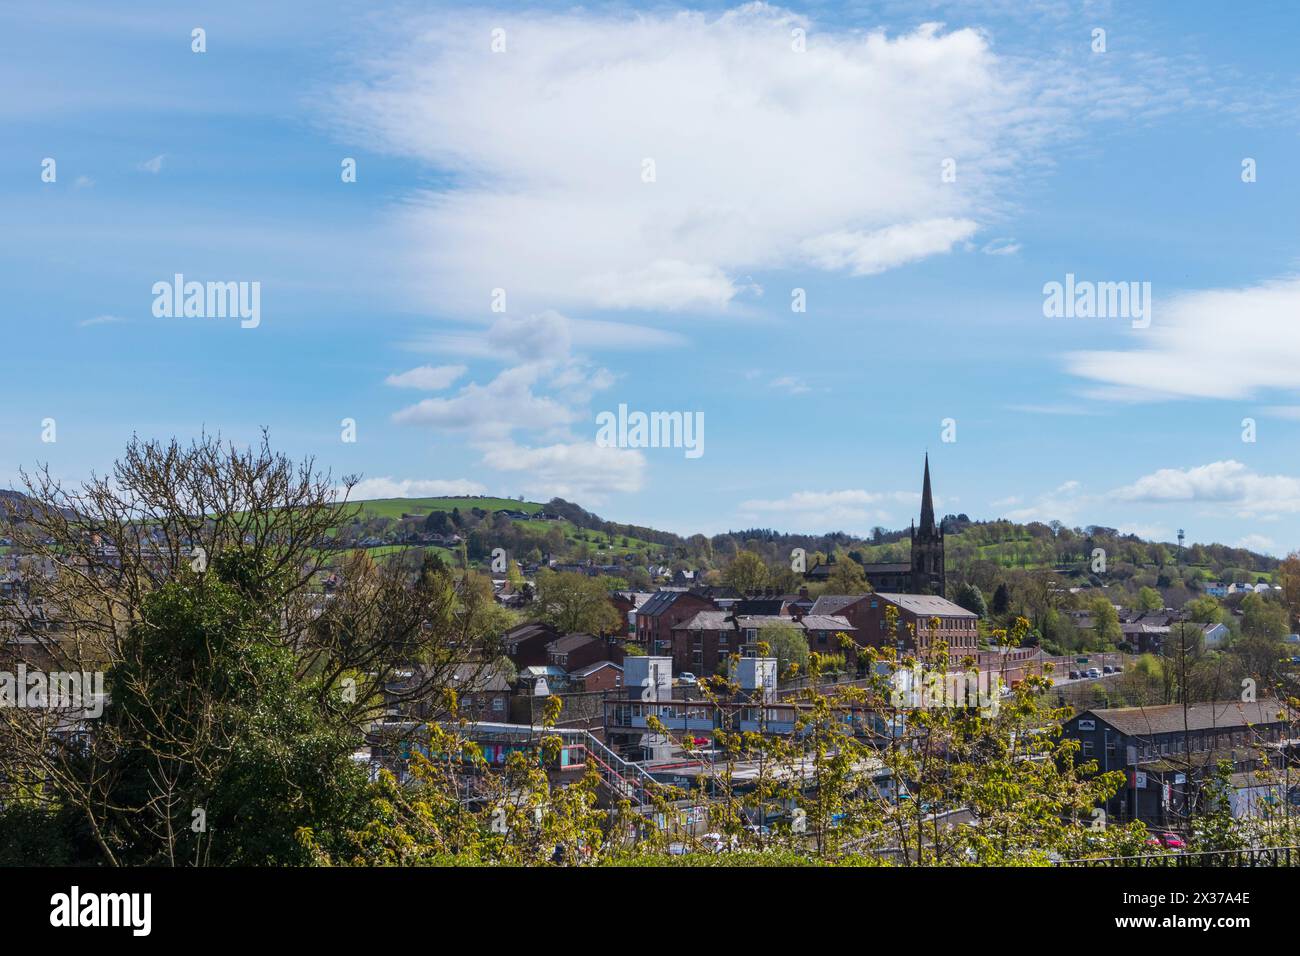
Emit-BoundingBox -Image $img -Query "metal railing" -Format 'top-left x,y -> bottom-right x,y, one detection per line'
580,731 -> 657,810
1059,845 -> 1300,866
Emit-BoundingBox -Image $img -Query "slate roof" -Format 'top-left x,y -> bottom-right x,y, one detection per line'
547,632 -> 601,654
799,614 -> 856,632
874,593 -> 977,618
638,590 -> 705,617
810,594 -> 867,616
570,660 -> 623,678
1082,699 -> 1288,737
734,614 -> 801,630
673,610 -> 734,631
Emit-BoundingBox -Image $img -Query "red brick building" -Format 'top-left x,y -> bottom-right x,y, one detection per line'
546,633 -> 624,672
503,621 -> 560,668
855,593 -> 979,659
635,590 -> 714,655
670,611 -> 855,677
569,660 -> 624,693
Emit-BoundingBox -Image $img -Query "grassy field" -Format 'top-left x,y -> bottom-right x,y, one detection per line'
342,497 -> 543,520
334,496 -> 663,564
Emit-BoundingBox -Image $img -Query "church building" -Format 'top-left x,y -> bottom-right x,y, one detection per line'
804,455 -> 947,596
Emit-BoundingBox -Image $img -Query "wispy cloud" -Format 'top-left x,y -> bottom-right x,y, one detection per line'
479,440 -> 645,502
335,10 -> 1048,316
348,476 -> 486,499
980,237 -> 1021,256
136,153 -> 166,174
738,488 -> 919,532
78,314 -> 123,328
1066,275 -> 1300,402
1112,460 -> 1300,516
384,364 -> 466,390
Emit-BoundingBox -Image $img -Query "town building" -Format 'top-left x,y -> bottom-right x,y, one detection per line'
803,455 -> 946,595
634,589 -> 713,655
854,592 -> 979,658
1061,699 -> 1295,826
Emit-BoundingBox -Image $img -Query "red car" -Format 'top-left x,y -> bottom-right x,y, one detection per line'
1160,832 -> 1186,850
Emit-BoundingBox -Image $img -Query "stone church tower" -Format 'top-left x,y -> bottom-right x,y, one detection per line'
909,454 -> 945,595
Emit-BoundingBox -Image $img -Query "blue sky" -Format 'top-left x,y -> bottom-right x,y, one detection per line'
3,0 -> 1300,554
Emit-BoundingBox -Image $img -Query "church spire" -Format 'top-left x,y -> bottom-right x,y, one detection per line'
919,453 -> 936,535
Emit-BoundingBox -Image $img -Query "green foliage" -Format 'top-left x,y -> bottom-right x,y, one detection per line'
723,550 -> 769,595
103,551 -> 374,865
824,554 -> 871,595
758,624 -> 810,680
531,569 -> 623,635
954,583 -> 987,618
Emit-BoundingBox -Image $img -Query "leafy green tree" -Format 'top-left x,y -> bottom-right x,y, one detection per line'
758,624 -> 810,680
954,582 -> 987,618
1136,586 -> 1163,613
723,551 -> 769,595
825,555 -> 871,595
0,433 -> 506,866
1241,592 -> 1288,640
1088,595 -> 1121,645
532,569 -> 622,635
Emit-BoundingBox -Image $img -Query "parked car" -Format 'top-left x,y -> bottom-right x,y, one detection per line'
1159,832 -> 1186,850
677,672 -> 697,685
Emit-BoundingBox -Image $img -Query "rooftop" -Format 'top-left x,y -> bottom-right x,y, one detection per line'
1080,699 -> 1290,737
874,593 -> 977,618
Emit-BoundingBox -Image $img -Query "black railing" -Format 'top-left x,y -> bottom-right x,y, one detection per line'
1060,845 -> 1300,866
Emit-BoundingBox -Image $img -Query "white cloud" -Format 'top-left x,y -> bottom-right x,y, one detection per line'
980,237 -> 1021,256
348,477 -> 487,499
1067,275 -> 1300,402
384,364 -> 466,390
770,375 -> 812,395
337,9 -> 1042,315
137,154 -> 166,174
1235,533 -> 1277,555
406,316 -> 687,358
487,310 -> 572,362
1002,480 -> 1087,524
738,488 -> 918,531
1004,461 -> 1300,531
480,441 -> 646,501
78,314 -> 123,328
392,364 -> 575,436
1112,460 -> 1300,516
800,218 -> 978,276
